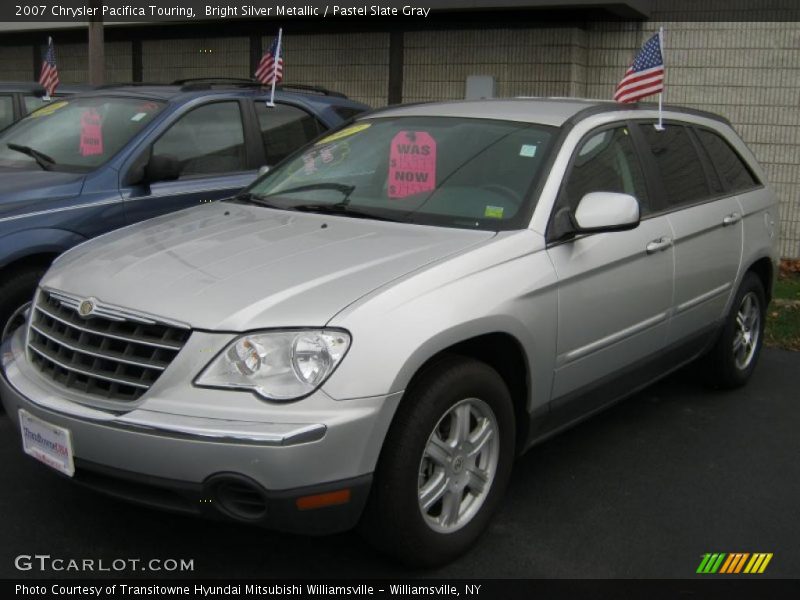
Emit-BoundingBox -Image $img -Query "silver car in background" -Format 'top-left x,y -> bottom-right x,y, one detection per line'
1,99 -> 778,566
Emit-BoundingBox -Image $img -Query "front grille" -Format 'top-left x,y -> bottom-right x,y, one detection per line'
27,290 -> 191,403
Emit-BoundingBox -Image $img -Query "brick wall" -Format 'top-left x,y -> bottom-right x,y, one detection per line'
0,45 -> 32,80
54,40 -> 132,83
403,28 -> 588,102
277,32 -> 389,107
142,37 -> 249,82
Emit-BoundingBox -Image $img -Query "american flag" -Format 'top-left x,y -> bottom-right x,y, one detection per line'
255,35 -> 284,85
39,37 -> 60,98
614,32 -> 665,103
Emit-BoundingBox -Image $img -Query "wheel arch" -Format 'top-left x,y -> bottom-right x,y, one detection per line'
0,251 -> 61,281
0,227 -> 86,272
745,256 -> 774,304
394,331 -> 532,455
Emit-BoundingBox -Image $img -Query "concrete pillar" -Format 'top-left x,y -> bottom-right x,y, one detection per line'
88,1 -> 104,85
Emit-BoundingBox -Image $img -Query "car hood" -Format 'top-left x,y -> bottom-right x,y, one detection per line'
0,168 -> 86,216
44,202 -> 495,330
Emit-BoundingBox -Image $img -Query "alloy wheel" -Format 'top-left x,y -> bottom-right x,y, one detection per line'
417,397 -> 500,534
733,291 -> 761,371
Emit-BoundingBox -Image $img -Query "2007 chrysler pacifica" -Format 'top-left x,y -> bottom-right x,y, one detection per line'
1,98 -> 778,566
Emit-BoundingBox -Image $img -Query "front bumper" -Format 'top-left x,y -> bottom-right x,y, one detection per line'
0,329 -> 401,534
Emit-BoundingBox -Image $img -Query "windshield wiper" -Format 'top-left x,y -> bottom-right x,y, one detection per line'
243,184 -> 396,221
265,183 -> 356,200
229,191 -> 284,209
6,143 -> 56,171
290,202 -> 398,222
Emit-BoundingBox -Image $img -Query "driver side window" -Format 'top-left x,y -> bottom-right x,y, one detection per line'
152,101 -> 246,178
561,126 -> 650,216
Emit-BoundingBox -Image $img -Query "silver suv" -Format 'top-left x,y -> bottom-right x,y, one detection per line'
0,99 -> 778,566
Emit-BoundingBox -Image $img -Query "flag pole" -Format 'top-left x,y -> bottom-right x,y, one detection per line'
656,26 -> 665,131
42,36 -> 53,102
267,28 -> 283,108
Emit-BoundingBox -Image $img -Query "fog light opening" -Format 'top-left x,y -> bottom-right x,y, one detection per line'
210,477 -> 268,521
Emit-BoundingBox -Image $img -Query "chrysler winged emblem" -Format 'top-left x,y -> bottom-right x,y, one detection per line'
78,299 -> 96,318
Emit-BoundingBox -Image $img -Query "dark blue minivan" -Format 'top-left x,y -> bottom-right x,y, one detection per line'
0,82 -> 369,338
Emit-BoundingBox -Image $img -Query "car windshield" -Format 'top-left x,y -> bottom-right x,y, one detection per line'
245,116 -> 556,231
0,96 -> 165,172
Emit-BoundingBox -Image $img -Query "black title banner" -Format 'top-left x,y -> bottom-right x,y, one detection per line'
6,1 -> 442,22
2,0 -> 799,23
6,579 -> 800,600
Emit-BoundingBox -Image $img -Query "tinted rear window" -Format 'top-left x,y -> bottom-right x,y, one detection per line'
695,128 -> 759,192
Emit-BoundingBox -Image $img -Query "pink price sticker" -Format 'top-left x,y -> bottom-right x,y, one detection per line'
79,108 -> 104,157
388,131 -> 436,199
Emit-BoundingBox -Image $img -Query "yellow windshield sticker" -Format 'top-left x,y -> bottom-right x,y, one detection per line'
484,206 -> 505,219
29,101 -> 68,117
316,122 -> 371,145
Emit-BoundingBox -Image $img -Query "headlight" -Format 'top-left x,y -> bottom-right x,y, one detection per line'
195,329 -> 351,401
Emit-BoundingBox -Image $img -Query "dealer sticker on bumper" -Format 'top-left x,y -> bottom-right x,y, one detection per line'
19,409 -> 75,477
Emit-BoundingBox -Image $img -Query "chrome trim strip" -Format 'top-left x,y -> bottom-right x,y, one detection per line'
29,324 -> 167,371
28,343 -> 151,390
34,305 -> 183,351
675,283 -> 732,314
116,413 -> 327,446
560,311 -> 669,365
44,288 -> 190,330
50,294 -> 160,325
0,199 -> 119,224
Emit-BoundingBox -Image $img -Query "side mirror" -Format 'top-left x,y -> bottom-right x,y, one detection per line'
258,165 -> 271,177
573,192 -> 640,233
144,154 -> 181,184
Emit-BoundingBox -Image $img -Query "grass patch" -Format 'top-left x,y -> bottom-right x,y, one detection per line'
766,303 -> 800,351
766,271 -> 800,351
774,275 -> 800,302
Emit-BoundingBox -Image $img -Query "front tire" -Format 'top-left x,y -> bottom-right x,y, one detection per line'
705,272 -> 767,389
359,355 -> 515,567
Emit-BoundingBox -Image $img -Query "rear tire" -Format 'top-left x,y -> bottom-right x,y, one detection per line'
0,268 -> 44,342
705,272 -> 766,389
359,355 -> 515,567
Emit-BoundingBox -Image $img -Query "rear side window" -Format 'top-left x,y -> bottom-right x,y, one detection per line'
695,128 -> 759,192
638,124 -> 710,207
254,103 -> 323,165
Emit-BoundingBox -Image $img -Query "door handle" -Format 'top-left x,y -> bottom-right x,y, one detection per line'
646,237 -> 673,254
723,212 -> 742,226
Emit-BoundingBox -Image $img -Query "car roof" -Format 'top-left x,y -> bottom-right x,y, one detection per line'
365,98 -> 728,127
70,84 -> 368,111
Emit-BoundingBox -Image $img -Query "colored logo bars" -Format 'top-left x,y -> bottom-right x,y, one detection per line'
696,553 -> 773,574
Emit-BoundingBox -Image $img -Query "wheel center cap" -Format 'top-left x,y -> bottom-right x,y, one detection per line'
452,456 -> 464,473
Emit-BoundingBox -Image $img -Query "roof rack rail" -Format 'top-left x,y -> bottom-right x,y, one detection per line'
172,78 -> 349,98
171,77 -> 258,86
95,82 -> 166,89
276,84 -> 347,98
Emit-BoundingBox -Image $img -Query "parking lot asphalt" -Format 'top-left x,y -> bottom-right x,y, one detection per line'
0,348 -> 798,580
